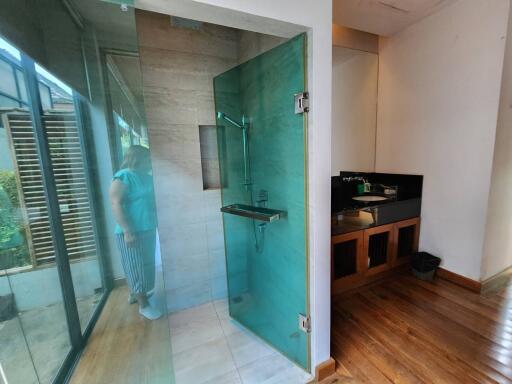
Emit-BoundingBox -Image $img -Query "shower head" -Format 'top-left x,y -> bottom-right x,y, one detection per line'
217,111 -> 244,129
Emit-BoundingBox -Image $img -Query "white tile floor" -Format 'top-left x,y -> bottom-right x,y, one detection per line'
169,299 -> 313,384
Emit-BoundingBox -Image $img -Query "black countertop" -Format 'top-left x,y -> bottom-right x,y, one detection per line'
331,172 -> 423,235
331,198 -> 422,235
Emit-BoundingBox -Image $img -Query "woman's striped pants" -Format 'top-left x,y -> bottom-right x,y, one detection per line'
115,229 -> 156,295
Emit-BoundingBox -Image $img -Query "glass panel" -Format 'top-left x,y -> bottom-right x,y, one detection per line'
1,1 -> 174,382
0,59 -> 17,97
36,63 -> 74,112
16,69 -> 27,102
106,57 -> 147,167
114,111 -> 132,161
215,34 -> 309,369
34,63 -> 104,332
0,66 -> 72,382
38,83 -> 52,110
0,276 -> 39,384
71,1 -> 173,380
0,94 -> 19,108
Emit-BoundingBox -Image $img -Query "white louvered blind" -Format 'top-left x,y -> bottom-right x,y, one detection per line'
5,110 -> 98,266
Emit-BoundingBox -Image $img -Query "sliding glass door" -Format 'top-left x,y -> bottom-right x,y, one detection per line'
0,1 -> 173,382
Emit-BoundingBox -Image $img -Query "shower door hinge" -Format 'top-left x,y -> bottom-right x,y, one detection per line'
299,313 -> 311,333
294,92 -> 309,114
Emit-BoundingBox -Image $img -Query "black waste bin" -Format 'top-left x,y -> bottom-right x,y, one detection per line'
411,252 -> 441,281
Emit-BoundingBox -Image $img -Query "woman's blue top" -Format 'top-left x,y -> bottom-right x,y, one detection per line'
112,168 -> 157,234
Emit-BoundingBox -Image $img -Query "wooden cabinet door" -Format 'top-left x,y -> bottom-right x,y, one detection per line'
391,217 -> 420,267
363,223 -> 395,276
331,231 -> 365,294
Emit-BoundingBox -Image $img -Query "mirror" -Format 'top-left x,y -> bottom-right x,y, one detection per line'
331,46 -> 378,175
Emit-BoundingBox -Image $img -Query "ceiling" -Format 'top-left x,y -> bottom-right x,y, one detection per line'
333,0 -> 457,36
73,0 -> 139,50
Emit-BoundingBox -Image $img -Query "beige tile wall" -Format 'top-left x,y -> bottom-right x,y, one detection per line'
238,31 -> 286,64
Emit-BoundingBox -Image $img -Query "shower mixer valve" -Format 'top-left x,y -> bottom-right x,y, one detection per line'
257,189 -> 268,208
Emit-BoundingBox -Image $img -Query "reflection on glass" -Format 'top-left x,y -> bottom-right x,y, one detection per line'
106,56 -> 148,167
110,146 -> 160,320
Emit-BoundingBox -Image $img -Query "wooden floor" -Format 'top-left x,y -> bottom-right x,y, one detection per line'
70,286 -> 173,384
331,273 -> 512,384
316,374 -> 346,384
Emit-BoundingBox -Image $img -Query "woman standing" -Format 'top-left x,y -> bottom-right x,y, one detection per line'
109,145 -> 161,320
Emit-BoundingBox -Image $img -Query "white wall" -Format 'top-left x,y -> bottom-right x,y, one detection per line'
376,0 -> 509,280
135,0 -> 332,371
481,2 -> 512,281
332,47 -> 378,175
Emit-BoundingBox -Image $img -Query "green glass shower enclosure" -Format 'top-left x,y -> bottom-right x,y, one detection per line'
214,34 -> 309,370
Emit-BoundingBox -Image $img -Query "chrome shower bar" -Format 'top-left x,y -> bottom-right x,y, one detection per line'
217,111 -> 252,189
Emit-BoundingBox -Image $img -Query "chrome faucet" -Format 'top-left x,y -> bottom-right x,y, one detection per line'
342,176 -> 367,183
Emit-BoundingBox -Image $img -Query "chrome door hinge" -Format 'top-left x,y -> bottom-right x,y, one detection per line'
299,313 -> 311,333
295,92 -> 309,114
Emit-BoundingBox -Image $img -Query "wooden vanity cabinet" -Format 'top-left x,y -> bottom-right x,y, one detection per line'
331,217 -> 420,295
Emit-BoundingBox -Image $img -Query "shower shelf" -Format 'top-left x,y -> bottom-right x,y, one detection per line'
221,204 -> 286,222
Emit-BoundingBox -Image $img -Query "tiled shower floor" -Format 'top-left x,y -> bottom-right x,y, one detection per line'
169,299 -> 313,384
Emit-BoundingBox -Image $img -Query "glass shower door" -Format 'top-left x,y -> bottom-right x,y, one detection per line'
214,33 -> 309,369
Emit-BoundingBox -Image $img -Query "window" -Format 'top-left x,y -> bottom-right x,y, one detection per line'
0,39 -> 28,111
1,52 -> 99,267
0,39 -> 31,269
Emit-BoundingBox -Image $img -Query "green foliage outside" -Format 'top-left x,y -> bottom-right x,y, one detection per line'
0,171 -> 30,270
